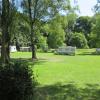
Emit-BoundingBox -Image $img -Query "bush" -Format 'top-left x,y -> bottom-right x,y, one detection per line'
41,44 -> 48,52
0,62 -> 36,100
36,36 -> 47,49
69,32 -> 88,48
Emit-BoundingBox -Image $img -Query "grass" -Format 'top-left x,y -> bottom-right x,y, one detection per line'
11,49 -> 100,86
11,49 -> 100,100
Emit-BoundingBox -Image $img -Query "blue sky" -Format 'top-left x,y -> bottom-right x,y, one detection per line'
77,0 -> 97,16
17,0 -> 97,16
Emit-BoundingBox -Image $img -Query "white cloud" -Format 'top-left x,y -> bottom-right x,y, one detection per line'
78,0 -> 97,16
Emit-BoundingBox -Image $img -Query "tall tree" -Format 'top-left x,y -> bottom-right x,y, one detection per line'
73,16 -> 92,40
65,13 -> 77,46
27,0 -> 37,59
1,0 -> 16,65
92,14 -> 100,47
22,0 -> 71,59
42,15 -> 66,48
1,0 -> 11,64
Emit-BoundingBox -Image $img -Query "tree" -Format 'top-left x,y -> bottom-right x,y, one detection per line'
11,12 -> 31,50
27,0 -> 37,59
22,0 -> 72,59
47,21 -> 65,48
88,33 -> 97,48
0,0 -> 18,65
92,14 -> 100,47
73,16 -> 92,40
88,0 -> 100,48
1,0 -> 11,64
69,32 -> 88,48
65,13 -> 77,46
41,14 -> 67,48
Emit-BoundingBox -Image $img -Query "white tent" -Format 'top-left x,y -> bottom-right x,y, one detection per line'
0,46 -> 17,53
10,46 -> 17,52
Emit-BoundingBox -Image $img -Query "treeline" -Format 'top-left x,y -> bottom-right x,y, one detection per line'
0,0 -> 74,63
14,13 -> 100,50
0,0 -> 100,63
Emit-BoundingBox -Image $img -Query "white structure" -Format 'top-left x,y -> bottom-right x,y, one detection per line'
96,48 -> 100,54
0,46 -> 17,53
10,46 -> 17,52
55,46 -> 76,55
20,47 -> 31,52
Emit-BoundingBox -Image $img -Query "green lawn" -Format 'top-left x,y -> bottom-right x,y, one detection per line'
11,49 -> 100,86
11,49 -> 100,99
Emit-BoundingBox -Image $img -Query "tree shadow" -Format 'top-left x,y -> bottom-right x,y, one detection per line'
78,52 -> 99,56
34,83 -> 100,100
11,58 -> 48,66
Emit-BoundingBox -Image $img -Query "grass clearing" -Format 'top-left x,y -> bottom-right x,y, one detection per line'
11,49 -> 100,86
11,49 -> 100,99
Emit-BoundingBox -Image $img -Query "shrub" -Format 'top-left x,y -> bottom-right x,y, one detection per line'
69,32 -> 88,48
36,36 -> 47,49
0,61 -> 36,100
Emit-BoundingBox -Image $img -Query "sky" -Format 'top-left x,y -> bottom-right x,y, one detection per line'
77,0 -> 97,16
17,0 -> 97,17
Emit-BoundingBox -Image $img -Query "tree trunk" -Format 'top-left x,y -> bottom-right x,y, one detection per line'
30,24 -> 37,60
1,0 -> 10,65
28,0 -> 37,60
31,43 -> 36,59
1,29 -> 10,64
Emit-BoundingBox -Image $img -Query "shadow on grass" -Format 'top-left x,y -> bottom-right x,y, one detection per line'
77,51 -> 100,56
11,58 -> 48,66
34,83 -> 100,100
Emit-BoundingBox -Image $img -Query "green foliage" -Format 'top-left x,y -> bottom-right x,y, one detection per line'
42,15 -> 66,49
0,62 -> 36,100
92,14 -> 100,47
21,0 -> 73,51
88,32 -> 97,48
22,0 -> 71,20
66,13 -> 77,31
69,32 -> 88,48
36,36 -> 47,49
74,16 -> 92,39
65,13 -> 77,46
47,24 -> 65,48
41,44 -> 48,53
11,13 -> 31,47
37,35 -> 48,52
